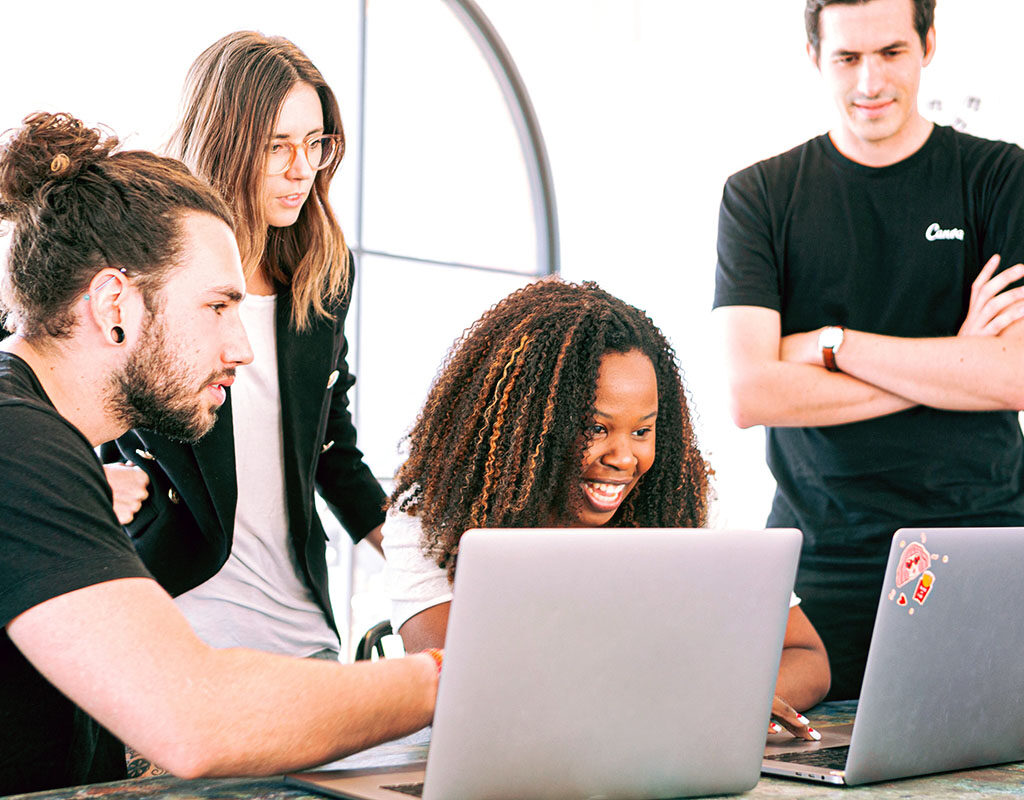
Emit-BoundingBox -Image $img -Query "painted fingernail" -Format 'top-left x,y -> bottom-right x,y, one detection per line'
808,727 -> 821,741
768,722 -> 783,734
796,714 -> 810,725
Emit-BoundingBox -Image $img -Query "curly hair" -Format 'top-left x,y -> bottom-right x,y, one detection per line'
390,278 -> 711,579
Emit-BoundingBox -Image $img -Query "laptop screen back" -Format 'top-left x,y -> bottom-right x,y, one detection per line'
423,527 -> 801,800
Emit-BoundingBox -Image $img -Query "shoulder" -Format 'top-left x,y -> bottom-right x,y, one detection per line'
381,507 -> 452,629
724,135 -> 824,196
0,395 -> 94,464
381,505 -> 425,549
939,126 -> 1024,176
0,405 -> 150,625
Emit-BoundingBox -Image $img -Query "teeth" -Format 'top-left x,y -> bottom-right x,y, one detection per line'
584,481 -> 626,500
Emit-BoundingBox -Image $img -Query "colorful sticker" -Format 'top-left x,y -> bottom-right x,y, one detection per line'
913,571 -> 935,604
889,536 -> 949,615
896,541 -> 931,587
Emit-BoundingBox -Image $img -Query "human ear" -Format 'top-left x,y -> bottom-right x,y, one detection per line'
83,267 -> 129,344
806,41 -> 821,70
922,27 -> 936,66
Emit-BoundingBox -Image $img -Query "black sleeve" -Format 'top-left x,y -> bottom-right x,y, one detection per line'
0,406 -> 151,625
314,313 -> 387,543
970,139 -> 1024,281
713,164 -> 784,312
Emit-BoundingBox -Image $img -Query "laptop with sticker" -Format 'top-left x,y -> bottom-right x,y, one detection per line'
287,527 -> 802,800
763,526 -> 1024,786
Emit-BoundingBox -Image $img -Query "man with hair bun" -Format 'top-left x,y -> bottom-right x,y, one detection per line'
0,112 -> 437,796
714,0 -> 1024,700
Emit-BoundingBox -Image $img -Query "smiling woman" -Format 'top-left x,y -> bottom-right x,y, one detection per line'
381,278 -> 710,649
576,350 -> 659,526
382,279 -> 831,734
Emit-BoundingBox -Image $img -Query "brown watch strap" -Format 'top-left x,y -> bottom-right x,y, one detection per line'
823,346 -> 839,372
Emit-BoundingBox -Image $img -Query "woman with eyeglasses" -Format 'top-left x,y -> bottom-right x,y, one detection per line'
103,31 -> 383,666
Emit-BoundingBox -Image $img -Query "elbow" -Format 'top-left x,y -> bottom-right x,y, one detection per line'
154,742 -> 221,780
730,406 -> 762,430
143,728 -> 242,780
809,660 -> 831,708
726,388 -> 764,429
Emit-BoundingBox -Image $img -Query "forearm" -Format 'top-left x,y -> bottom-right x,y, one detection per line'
10,579 -> 437,780
165,649 -> 437,777
726,360 -> 915,428
775,644 -> 830,712
832,328 -> 1024,411
717,305 -> 915,429
398,602 -> 450,653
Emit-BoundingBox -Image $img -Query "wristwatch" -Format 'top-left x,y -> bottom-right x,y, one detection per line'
818,326 -> 845,372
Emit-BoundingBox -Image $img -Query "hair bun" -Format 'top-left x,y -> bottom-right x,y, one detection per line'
0,112 -> 118,216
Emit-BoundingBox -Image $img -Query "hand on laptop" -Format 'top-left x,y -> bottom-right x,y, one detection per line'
769,695 -> 821,741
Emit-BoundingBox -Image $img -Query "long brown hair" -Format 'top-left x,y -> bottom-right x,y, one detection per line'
391,279 -> 711,579
168,31 -> 348,330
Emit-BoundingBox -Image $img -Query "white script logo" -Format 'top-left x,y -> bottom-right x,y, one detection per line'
925,222 -> 964,241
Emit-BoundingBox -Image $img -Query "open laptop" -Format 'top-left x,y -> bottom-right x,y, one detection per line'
763,526 -> 1024,786
288,527 -> 802,800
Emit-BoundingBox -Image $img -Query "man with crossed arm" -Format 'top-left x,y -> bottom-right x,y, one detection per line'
714,0 -> 1024,700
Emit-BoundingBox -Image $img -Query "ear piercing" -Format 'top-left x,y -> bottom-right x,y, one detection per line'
110,326 -> 126,345
83,267 -> 127,301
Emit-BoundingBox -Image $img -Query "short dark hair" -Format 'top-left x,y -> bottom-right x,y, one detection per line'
391,278 -> 712,580
805,0 -> 936,57
0,112 -> 233,340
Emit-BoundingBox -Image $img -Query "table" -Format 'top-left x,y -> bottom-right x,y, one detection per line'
11,702 -> 1024,799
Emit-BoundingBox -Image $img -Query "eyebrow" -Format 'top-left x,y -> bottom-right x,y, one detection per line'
594,409 -> 658,421
831,39 -> 909,57
271,126 -> 326,140
208,286 -> 244,303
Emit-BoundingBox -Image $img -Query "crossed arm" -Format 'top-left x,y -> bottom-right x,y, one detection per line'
8,577 -> 437,779
716,256 -> 1024,428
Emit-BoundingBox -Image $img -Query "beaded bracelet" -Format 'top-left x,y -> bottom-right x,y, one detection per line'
424,648 -> 444,675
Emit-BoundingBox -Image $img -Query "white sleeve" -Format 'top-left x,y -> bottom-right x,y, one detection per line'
381,508 -> 453,631
789,591 -> 800,608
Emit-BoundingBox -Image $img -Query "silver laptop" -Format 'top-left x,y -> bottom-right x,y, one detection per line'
288,527 -> 802,800
763,526 -> 1024,786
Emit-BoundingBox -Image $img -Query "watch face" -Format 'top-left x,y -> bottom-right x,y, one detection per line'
821,327 -> 843,348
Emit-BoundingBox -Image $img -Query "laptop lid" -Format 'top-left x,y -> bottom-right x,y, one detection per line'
289,527 -> 801,800
844,526 -> 1024,784
762,527 -> 1024,786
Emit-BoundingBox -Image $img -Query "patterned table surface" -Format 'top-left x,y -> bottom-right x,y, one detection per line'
12,702 -> 1024,799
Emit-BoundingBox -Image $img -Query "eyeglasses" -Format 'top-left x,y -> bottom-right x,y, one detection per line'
266,134 -> 343,176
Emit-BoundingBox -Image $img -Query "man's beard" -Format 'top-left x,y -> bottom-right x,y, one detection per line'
106,314 -> 224,443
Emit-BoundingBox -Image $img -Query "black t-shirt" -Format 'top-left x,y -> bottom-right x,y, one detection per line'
714,126 -> 1024,562
0,352 -> 152,795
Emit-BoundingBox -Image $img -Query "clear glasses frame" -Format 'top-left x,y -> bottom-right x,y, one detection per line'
266,134 -> 344,175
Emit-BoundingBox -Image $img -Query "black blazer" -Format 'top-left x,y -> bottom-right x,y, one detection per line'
102,285 -> 385,636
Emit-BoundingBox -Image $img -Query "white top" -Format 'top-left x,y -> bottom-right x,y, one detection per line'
175,293 -> 338,656
382,508 -> 800,632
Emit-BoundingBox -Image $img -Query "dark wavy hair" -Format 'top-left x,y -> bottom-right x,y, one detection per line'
0,112 -> 232,341
168,31 -> 348,331
805,0 -> 935,57
390,278 -> 711,579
